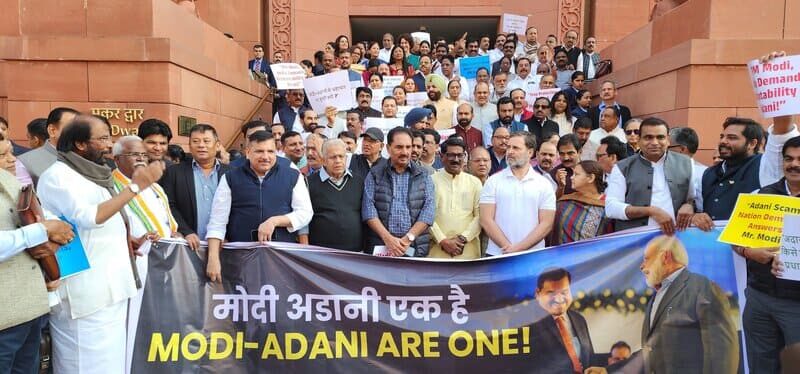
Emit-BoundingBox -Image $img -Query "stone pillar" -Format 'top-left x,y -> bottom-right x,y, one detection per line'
268,0 -> 293,61
558,0 -> 584,41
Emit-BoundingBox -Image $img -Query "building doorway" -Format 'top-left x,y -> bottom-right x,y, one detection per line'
350,17 -> 499,46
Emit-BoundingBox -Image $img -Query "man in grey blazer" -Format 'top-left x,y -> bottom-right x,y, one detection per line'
17,107 -> 78,186
640,235 -> 738,373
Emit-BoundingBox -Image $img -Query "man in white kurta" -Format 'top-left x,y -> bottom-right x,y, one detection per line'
111,136 -> 177,374
37,115 -> 163,374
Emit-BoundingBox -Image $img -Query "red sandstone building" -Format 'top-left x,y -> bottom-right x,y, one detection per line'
1,0 -> 798,162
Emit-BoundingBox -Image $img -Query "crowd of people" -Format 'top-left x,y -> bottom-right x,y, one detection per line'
0,21 -> 797,374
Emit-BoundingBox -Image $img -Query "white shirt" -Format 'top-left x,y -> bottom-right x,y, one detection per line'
38,162 -> 137,319
0,223 -> 47,262
589,126 -> 627,145
605,152 -> 701,226
321,116 -> 346,139
507,74 -> 537,95
378,48 -> 392,63
696,124 -> 800,211
470,101 -> 498,132
580,139 -> 598,161
480,166 -> 556,255
205,172 -> 313,241
273,106 -> 304,134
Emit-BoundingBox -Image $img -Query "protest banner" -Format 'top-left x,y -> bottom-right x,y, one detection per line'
411,32 -> 431,44
525,88 -> 561,111
406,92 -> 428,107
718,193 -> 800,247
303,71 -> 354,113
501,13 -> 528,36
747,54 -> 800,118
303,70 -> 355,113
438,128 -> 456,142
458,56 -> 491,80
270,63 -> 306,90
364,117 -> 403,141
778,214 -> 800,281
383,75 -> 404,90
130,227 -> 743,373
396,105 -> 412,119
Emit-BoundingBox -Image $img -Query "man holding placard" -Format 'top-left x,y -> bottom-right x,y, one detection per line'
740,135 -> 800,373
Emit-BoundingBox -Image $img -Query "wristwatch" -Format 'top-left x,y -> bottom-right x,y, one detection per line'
405,233 -> 416,242
128,183 -> 141,195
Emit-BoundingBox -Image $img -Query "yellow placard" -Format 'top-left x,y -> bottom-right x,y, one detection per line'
718,193 -> 800,247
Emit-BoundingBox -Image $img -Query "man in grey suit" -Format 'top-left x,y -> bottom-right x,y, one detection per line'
17,107 -> 78,186
640,235 -> 738,373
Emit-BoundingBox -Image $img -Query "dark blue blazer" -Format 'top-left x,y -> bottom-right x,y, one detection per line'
248,58 -> 277,87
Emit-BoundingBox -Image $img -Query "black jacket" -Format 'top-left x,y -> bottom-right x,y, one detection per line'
159,160 -> 229,237
587,104 -> 632,130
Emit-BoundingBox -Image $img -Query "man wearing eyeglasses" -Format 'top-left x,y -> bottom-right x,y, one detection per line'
427,137 -> 482,259
110,135 -> 177,373
272,89 -> 308,134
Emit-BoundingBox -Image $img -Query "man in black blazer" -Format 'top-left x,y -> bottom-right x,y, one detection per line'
524,97 -> 560,146
530,267 -> 597,373
160,124 -> 229,250
248,44 -> 277,88
587,81 -> 631,130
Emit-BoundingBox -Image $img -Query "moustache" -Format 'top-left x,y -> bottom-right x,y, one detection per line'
786,167 -> 800,174
133,162 -> 148,168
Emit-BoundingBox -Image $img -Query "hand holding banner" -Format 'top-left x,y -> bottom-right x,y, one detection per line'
718,194 -> 800,247
271,63 -> 306,90
304,71 -> 355,113
747,54 -> 800,118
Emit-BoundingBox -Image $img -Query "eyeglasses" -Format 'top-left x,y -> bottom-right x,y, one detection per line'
122,152 -> 149,159
596,153 -> 608,158
492,135 -> 510,140
625,129 -> 640,135
534,104 -> 549,109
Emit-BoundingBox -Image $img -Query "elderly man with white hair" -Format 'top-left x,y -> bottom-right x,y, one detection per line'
306,138 -> 365,252
110,135 -> 178,374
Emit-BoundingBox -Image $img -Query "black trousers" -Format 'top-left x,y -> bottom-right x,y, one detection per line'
0,314 -> 46,374
743,287 -> 800,373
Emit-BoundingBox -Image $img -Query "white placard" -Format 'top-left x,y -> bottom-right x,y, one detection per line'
383,75 -> 405,90
778,214 -> 800,281
748,55 -> 800,118
396,105 -> 412,119
525,88 -> 561,111
502,13 -> 528,36
373,245 -> 415,257
303,70 -> 354,113
365,117 -> 403,142
438,128 -> 456,143
411,32 -> 431,44
406,92 -> 428,107
270,63 -> 306,90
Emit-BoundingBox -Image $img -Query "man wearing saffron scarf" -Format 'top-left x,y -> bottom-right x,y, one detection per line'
111,135 -> 177,374
38,115 -> 163,374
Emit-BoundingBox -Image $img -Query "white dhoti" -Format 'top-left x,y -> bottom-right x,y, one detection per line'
50,298 -> 127,374
125,241 -> 151,374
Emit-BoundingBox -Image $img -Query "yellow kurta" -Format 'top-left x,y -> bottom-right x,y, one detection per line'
424,98 -> 458,130
428,170 -> 482,259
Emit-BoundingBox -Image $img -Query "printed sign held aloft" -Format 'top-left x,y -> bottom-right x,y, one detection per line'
365,117 -> 403,142
383,75 -> 405,90
525,88 -> 561,111
718,193 -> 800,248
411,32 -> 431,44
271,63 -> 306,90
303,70 -> 354,113
778,214 -> 800,281
406,92 -> 428,108
458,56 -> 491,80
747,54 -> 800,118
502,14 -> 528,36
